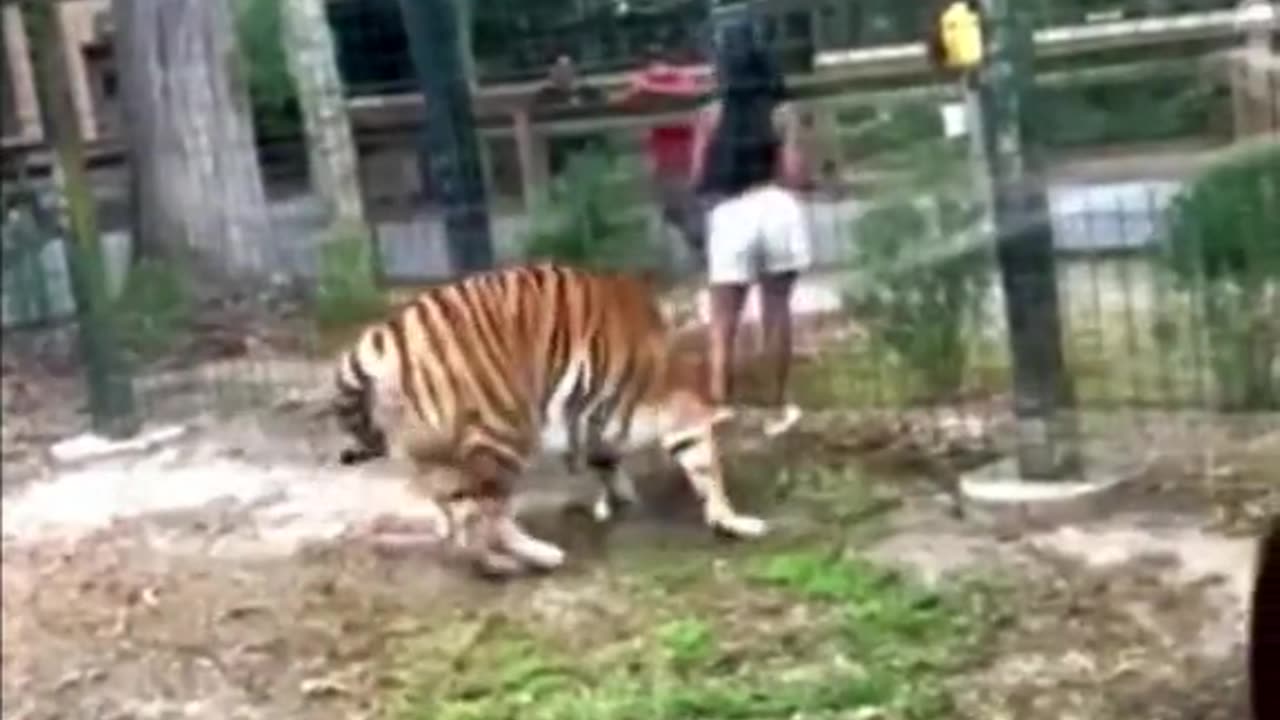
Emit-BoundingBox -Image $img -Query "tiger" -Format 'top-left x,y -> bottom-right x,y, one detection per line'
331,262 -> 767,576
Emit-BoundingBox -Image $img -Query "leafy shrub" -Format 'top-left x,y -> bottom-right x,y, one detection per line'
523,149 -> 656,273
1160,140 -> 1280,411
845,142 -> 991,402
1035,72 -> 1215,149
234,0 -> 300,139
114,258 -> 193,361
312,220 -> 387,333
838,101 -> 945,170
2,192 -> 60,325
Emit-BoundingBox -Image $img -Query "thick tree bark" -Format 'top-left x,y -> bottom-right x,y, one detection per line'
280,0 -> 364,224
112,0 -> 270,281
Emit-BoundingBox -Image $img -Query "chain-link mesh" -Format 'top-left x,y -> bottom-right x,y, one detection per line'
0,0 -> 1275,489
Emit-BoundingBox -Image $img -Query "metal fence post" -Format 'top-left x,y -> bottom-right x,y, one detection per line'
707,0 -> 758,57
22,0 -> 139,438
397,0 -> 494,276
975,0 -> 1080,479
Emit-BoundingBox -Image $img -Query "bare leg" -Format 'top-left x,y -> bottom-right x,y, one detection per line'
759,271 -> 799,409
708,283 -> 750,407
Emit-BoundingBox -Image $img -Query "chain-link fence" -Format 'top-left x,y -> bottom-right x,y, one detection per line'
1,0 -> 1276,496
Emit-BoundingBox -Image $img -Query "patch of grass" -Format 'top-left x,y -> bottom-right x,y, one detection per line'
522,149 -> 655,273
383,549 -> 1004,720
312,220 -> 389,342
789,335 -> 1010,410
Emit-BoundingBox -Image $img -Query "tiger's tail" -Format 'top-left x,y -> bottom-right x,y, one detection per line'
333,348 -> 387,466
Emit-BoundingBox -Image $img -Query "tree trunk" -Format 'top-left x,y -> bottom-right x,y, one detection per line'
279,0 -> 365,225
112,0 -> 270,283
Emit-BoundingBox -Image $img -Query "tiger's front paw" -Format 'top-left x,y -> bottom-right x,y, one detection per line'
710,513 -> 769,539
591,491 -> 614,523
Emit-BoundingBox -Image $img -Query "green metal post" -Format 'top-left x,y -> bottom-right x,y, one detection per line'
976,0 -> 1079,479
397,0 -> 494,276
22,0 -> 139,438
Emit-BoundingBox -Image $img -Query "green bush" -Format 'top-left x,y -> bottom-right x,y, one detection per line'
838,101 -> 945,171
234,0 -> 300,139
313,220 -> 388,333
845,142 -> 991,402
114,258 -> 194,361
1034,72 -> 1215,149
523,149 -> 656,273
2,194 -> 59,325
1160,140 -> 1280,411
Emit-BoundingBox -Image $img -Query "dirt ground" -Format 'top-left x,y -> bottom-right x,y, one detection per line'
2,386 -> 1273,720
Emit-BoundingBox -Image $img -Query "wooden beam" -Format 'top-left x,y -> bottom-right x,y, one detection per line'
2,4 -> 43,144
511,109 -> 548,212
347,10 -> 1241,134
470,58 -> 1204,142
815,9 -> 1243,68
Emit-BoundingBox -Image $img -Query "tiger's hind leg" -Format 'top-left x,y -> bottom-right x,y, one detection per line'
666,433 -> 768,540
585,452 -> 639,523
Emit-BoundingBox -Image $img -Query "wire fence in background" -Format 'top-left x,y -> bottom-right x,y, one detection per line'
0,0 -> 1276,497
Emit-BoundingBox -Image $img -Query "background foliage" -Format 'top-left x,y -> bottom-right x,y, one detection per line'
1160,140 -> 1280,411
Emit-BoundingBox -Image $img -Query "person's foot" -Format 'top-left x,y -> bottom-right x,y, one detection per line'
762,404 -> 802,437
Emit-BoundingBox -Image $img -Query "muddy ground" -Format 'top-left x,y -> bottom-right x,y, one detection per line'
2,390 -> 1274,719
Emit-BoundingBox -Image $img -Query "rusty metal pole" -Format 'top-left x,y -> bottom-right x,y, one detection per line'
975,0 -> 1080,480
397,0 -> 494,276
22,0 -> 139,438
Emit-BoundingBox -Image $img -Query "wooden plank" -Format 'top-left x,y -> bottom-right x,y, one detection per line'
471,58 -> 1204,141
346,9 -> 1240,136
815,9 -> 1242,68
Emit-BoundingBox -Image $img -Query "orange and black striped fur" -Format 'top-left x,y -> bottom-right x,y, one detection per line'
331,263 -> 767,574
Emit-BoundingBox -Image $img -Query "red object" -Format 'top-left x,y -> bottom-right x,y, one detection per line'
647,123 -> 695,177
631,64 -> 707,97
620,63 -> 709,179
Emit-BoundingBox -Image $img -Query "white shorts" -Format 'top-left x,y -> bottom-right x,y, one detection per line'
706,185 -> 813,285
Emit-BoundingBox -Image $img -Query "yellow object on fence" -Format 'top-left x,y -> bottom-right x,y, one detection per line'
939,1 -> 984,70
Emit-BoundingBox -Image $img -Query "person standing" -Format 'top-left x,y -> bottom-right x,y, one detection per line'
533,53 -> 606,178
614,46 -> 714,268
690,21 -> 813,437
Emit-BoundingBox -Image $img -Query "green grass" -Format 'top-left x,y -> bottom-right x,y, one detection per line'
787,333 -> 1011,410
382,546 -> 1005,720
785,261 -> 1225,412
312,221 -> 388,338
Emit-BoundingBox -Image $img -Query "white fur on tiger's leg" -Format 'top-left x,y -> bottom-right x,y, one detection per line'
442,497 -> 529,577
667,434 -> 768,539
473,547 -> 528,577
589,461 -> 639,523
468,493 -> 565,571
607,466 -> 639,507
591,490 -> 614,523
493,515 -> 567,570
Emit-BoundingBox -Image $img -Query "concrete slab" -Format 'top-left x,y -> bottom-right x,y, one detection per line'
959,455 -> 1142,531
49,424 -> 188,467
